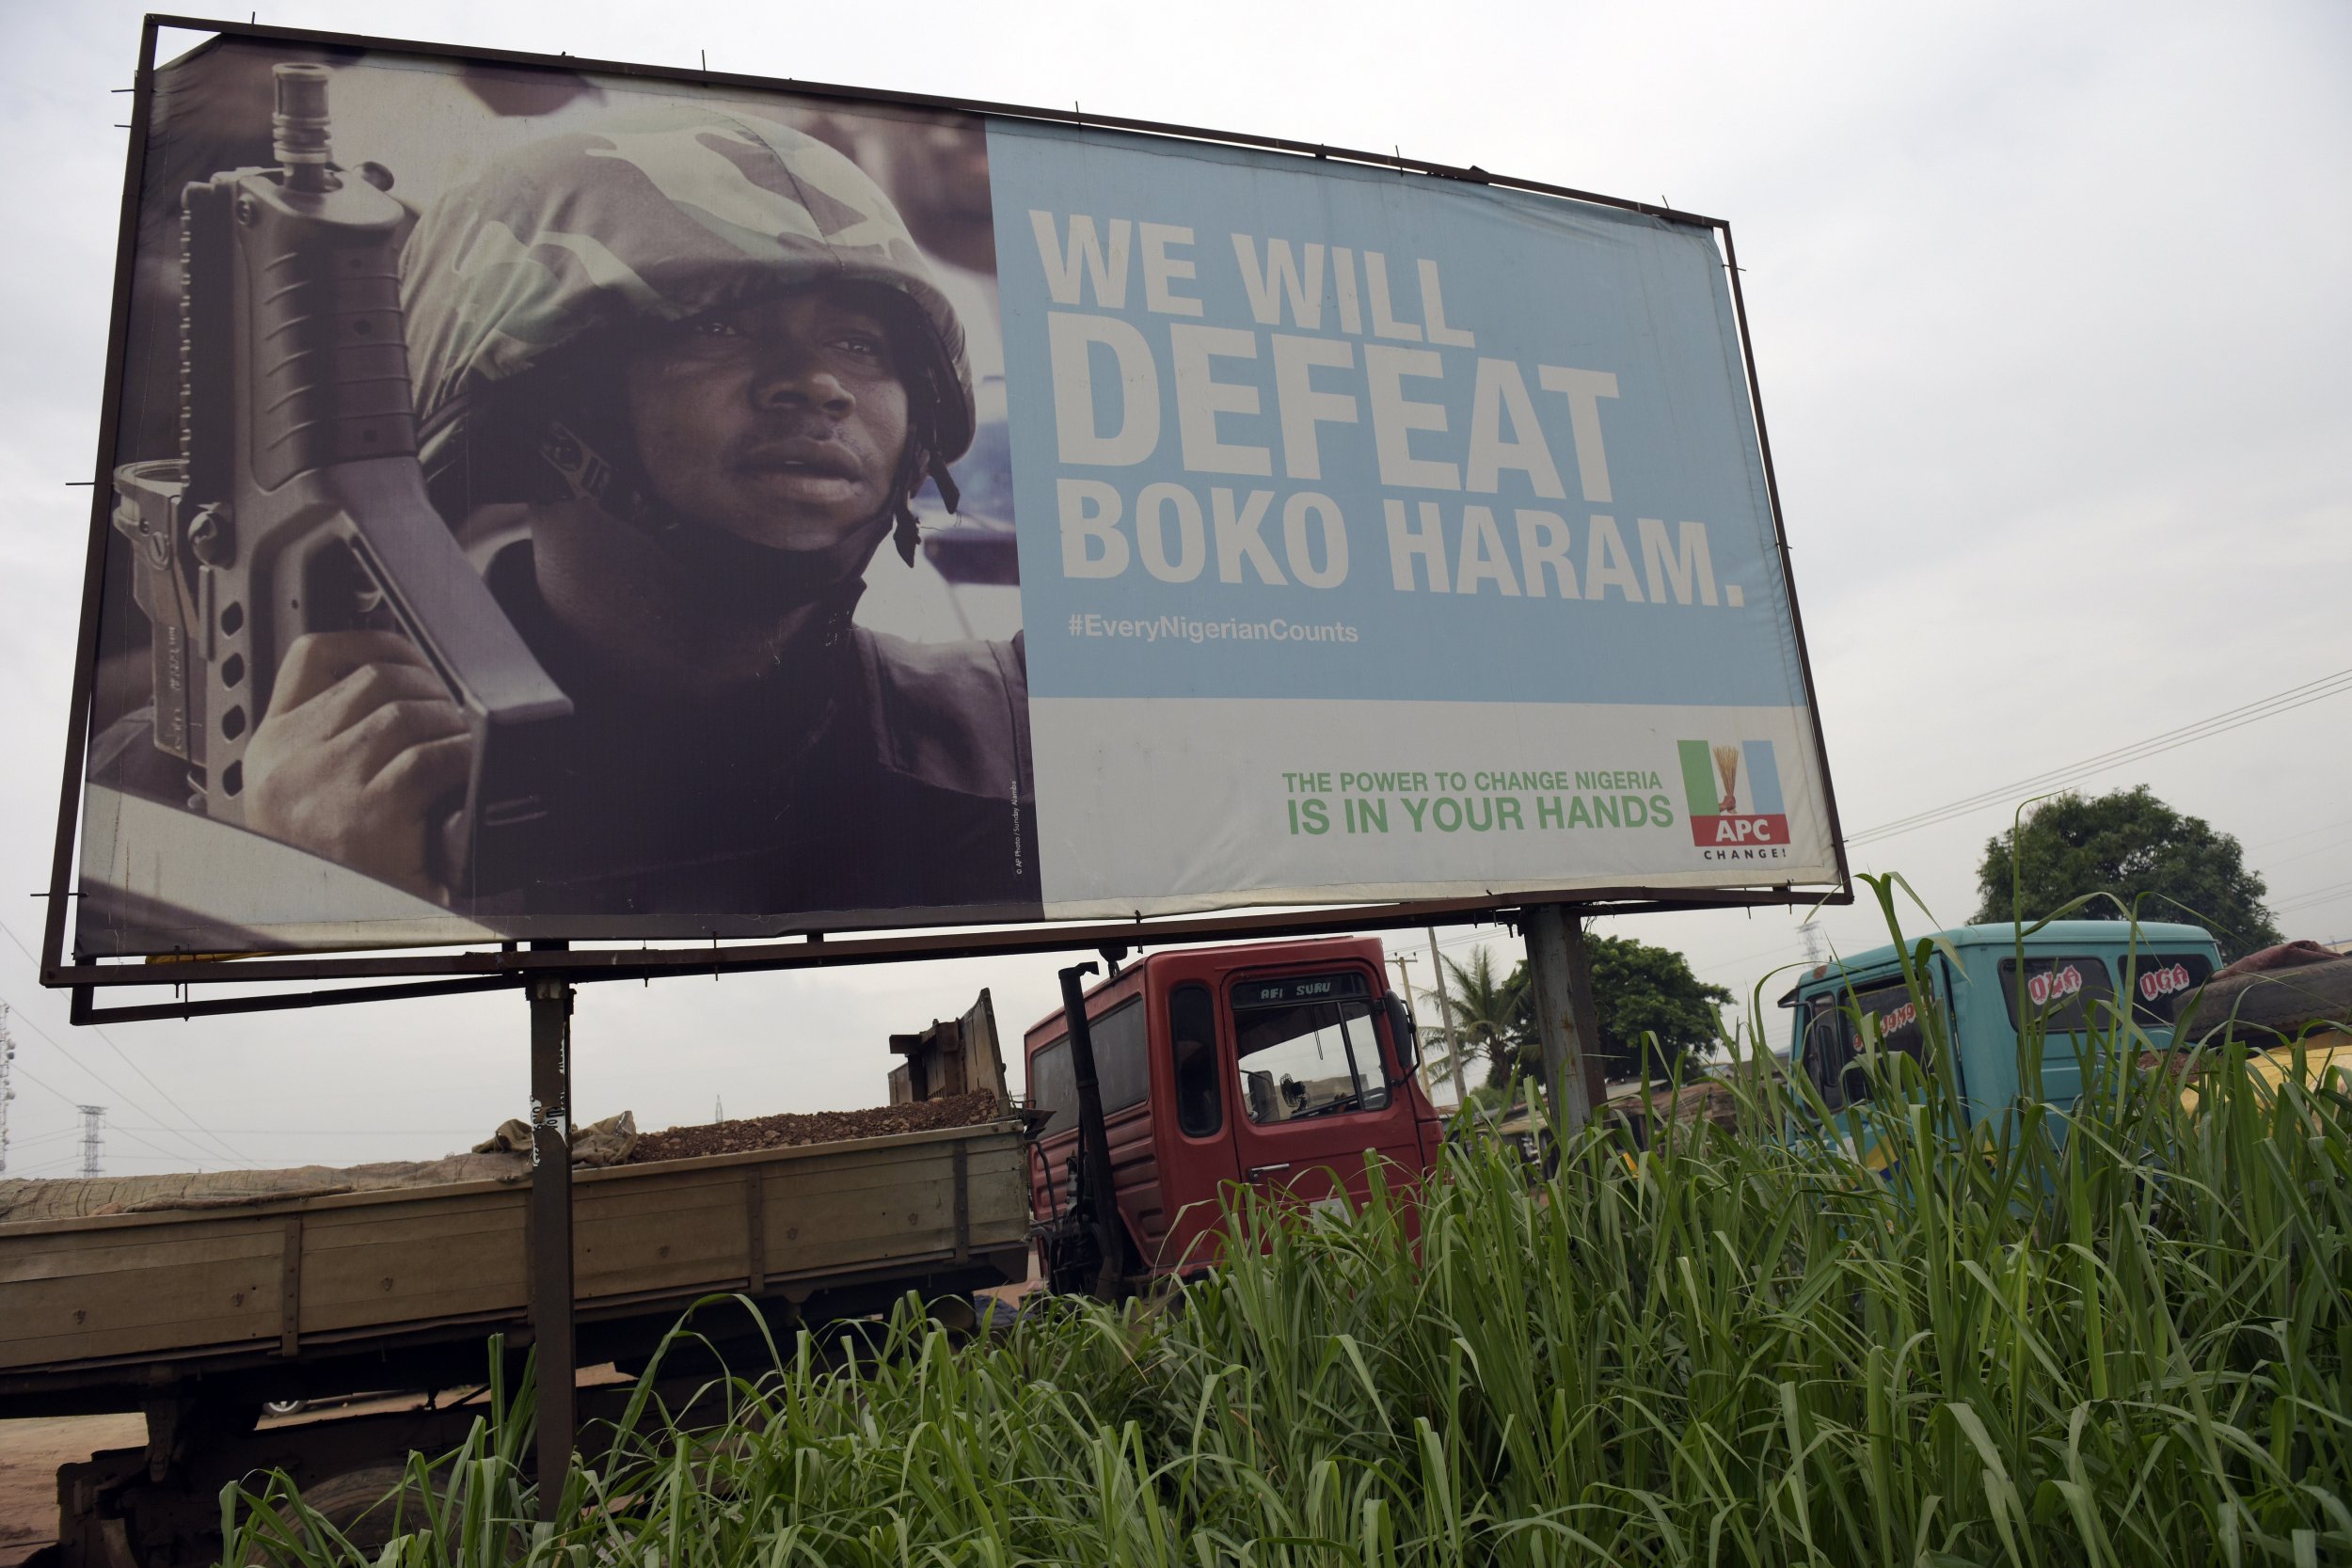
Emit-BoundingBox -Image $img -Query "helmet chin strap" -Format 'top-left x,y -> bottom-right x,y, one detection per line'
892,447 -> 962,567
537,415 -> 957,606
660,506 -> 891,613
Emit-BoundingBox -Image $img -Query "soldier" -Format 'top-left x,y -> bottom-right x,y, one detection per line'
235,107 -> 1039,923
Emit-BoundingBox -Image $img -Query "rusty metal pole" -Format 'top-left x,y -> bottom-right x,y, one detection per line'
1524,906 -> 1605,1139
527,973 -> 576,1520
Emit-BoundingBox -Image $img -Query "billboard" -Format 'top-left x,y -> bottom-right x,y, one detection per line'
64,25 -> 1842,958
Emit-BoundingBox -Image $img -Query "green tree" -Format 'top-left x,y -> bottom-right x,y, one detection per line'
1970,785 -> 2282,961
1448,937 -> 1729,1087
1584,935 -> 1735,1081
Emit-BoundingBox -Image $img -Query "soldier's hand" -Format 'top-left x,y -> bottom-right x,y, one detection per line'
244,630 -> 473,898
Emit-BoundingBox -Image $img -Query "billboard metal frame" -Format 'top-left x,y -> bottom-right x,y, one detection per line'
42,14 -> 1851,1017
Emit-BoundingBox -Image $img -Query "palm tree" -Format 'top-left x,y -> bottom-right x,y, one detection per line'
1440,946 -> 1533,1090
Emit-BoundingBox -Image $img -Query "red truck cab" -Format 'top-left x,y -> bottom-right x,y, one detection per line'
1025,937 -> 1442,1289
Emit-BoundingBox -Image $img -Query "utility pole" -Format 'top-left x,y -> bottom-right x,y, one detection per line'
0,1005 -> 15,1175
78,1104 -> 105,1177
1387,954 -> 1433,1098
1425,927 -> 1465,1106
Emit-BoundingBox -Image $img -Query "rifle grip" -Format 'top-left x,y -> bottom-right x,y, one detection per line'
235,174 -> 417,489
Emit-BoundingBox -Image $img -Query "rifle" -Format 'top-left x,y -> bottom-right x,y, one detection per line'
110,63 -> 570,909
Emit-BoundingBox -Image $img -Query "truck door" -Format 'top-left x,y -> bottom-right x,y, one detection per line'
1793,972 -> 1953,1171
1221,967 -> 1422,1217
1152,976 -> 1243,1275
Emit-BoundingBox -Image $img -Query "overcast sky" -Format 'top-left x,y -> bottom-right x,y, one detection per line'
0,1 -> 2344,1179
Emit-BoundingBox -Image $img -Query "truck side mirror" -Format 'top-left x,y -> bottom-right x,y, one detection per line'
1383,990 -> 1419,1071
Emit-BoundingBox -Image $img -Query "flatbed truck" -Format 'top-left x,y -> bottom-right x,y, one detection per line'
4,938 -> 1443,1565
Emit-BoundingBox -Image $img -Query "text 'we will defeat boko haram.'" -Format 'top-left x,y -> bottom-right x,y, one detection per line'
1030,213 -> 1743,613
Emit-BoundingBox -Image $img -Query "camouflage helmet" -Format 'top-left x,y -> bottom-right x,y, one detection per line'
404,106 -> 976,517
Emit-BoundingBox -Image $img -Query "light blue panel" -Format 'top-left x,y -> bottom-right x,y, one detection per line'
987,119 -> 1810,707
1744,739 -> 1785,814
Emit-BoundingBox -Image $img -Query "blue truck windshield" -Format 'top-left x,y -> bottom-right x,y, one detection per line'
1801,980 -> 1931,1111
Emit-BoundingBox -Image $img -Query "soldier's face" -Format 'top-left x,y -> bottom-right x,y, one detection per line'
625,285 -> 912,552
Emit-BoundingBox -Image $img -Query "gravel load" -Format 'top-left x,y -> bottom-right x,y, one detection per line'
628,1090 -> 1009,1164
0,1097 -> 1012,1223
2181,949 -> 2352,1042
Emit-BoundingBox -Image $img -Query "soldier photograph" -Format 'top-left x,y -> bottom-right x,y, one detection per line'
86,46 -> 1040,945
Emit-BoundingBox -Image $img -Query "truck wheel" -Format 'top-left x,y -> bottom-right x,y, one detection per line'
292,1465 -> 442,1552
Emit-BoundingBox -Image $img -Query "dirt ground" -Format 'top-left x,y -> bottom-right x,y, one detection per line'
0,1411 -> 142,1563
0,1369 -> 651,1562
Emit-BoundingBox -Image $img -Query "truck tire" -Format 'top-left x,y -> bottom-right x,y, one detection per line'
263,1465 -> 445,1555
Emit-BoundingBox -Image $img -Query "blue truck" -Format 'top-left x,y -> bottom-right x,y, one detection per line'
1777,919 -> 2225,1132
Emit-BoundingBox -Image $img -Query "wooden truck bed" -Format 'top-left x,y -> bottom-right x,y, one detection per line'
0,1118 -> 1029,1414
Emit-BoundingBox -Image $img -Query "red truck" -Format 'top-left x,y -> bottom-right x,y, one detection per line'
1023,937 -> 1442,1295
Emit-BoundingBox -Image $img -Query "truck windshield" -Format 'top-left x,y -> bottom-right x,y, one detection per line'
1995,957 -> 2116,1034
1801,980 -> 1931,1111
1232,978 -> 1391,1124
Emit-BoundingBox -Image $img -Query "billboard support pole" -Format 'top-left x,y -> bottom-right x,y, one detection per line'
1524,907 -> 1604,1139
526,971 -> 576,1521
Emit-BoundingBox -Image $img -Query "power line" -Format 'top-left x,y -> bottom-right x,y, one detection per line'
7,1011 -> 240,1167
2274,878 -> 2352,916
2248,814 -> 2352,852
0,1024 -> 237,1170
8,1053 -> 111,1114
10,1154 -> 90,1177
2,1113 -> 235,1172
0,921 -> 259,1166
0,939 -> 259,1168
104,1123 -> 227,1166
1852,666 -> 2352,844
1846,668 -> 2352,847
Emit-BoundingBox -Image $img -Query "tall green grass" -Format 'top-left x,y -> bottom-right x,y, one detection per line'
229,881 -> 2350,1566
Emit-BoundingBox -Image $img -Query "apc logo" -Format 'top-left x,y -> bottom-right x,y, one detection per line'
1678,739 -> 1789,851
